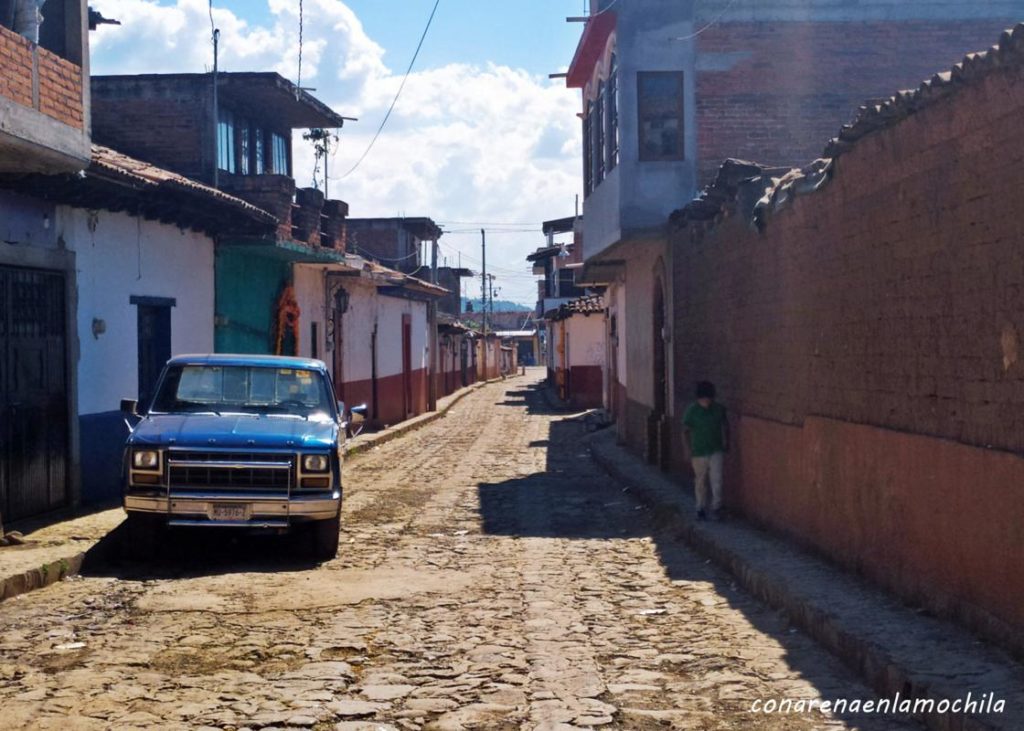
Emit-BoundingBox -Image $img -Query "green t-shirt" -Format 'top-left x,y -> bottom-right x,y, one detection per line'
683,402 -> 727,457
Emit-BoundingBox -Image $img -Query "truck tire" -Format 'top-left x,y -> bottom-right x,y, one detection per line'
122,513 -> 162,560
311,512 -> 341,561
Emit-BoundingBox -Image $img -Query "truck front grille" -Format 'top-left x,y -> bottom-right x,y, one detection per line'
167,451 -> 294,493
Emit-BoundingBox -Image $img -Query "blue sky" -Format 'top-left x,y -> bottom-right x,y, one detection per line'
89,0 -> 587,305
213,0 -> 584,76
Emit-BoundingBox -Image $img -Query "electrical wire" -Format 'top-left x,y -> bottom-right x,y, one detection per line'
674,0 -> 739,41
590,0 -> 621,18
333,0 -> 442,179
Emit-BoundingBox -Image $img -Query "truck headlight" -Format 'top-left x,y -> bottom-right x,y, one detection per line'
132,450 -> 160,470
302,454 -> 330,473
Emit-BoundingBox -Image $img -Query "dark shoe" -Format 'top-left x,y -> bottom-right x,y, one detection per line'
712,509 -> 725,523
696,510 -> 707,522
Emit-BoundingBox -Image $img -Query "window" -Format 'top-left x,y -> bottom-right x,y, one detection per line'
238,122 -> 251,176
254,127 -> 265,174
637,71 -> 685,162
271,132 -> 290,175
606,54 -> 619,171
582,102 -> 593,196
558,268 -> 583,299
217,108 -> 236,173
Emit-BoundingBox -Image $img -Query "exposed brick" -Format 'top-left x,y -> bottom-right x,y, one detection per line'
673,52 -> 1024,645
696,20 -> 1021,186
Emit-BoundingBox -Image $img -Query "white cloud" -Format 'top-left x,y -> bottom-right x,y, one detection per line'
89,0 -> 580,303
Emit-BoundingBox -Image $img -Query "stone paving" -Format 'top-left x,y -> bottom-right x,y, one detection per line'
0,373 -> 922,730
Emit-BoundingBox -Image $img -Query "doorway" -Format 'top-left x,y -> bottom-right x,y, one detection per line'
133,297 -> 173,409
0,266 -> 70,523
401,314 -> 413,418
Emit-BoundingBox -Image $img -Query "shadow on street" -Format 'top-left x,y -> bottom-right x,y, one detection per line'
476,378 -> 901,729
79,521 -> 323,581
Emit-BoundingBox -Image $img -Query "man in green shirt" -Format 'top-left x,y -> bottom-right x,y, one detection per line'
682,381 -> 729,521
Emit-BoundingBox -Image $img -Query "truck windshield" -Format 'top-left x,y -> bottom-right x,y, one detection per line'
150,365 -> 334,418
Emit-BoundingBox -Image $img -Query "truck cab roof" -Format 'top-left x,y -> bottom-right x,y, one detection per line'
167,354 -> 329,372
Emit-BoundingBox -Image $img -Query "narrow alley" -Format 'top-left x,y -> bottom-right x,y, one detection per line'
0,374 -> 920,731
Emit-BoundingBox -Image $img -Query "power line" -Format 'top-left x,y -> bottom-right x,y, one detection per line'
590,0 -> 621,18
333,0 -> 441,179
673,0 -> 740,41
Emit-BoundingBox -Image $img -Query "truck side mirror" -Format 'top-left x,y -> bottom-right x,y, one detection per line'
120,398 -> 139,417
350,404 -> 368,424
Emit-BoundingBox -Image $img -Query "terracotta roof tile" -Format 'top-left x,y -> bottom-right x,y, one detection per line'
90,145 -> 276,224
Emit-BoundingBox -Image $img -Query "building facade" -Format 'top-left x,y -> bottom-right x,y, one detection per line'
545,295 -> 606,409
90,71 -> 353,359
669,23 -> 1024,654
0,0 -> 92,524
2,146 -> 275,504
566,0 -> 1024,464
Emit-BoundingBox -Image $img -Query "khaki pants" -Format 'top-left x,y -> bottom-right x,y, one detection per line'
691,451 -> 724,512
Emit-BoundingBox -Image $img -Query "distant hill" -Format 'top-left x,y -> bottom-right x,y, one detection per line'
461,297 -> 531,313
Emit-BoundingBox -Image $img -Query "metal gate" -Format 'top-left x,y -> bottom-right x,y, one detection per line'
0,266 -> 69,523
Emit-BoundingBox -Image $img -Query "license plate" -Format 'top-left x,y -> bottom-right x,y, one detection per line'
211,504 -> 248,522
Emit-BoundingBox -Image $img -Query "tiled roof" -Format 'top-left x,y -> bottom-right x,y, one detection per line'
341,254 -> 449,297
90,145 -> 276,224
547,294 -> 605,321
527,245 -> 562,262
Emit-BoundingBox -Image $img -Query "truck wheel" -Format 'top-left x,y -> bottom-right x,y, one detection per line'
122,513 -> 162,560
311,512 -> 341,561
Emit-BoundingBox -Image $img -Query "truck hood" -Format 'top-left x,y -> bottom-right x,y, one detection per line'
129,413 -> 339,450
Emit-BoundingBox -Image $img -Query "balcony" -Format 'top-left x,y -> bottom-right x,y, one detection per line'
0,4 -> 90,174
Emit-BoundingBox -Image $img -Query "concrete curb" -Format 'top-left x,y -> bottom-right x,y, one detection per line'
0,551 -> 87,603
343,377 -> 506,458
587,429 -> 1018,731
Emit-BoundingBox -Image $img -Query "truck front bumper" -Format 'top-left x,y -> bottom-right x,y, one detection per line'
124,491 -> 341,528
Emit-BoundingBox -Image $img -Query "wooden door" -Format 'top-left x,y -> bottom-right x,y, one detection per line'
0,267 -> 69,523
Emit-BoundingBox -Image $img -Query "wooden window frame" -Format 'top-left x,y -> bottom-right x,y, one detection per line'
637,71 -> 685,163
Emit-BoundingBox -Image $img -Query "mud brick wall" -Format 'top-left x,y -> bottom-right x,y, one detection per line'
673,59 -> 1024,651
0,26 -> 83,129
91,92 -> 207,181
696,20 -> 1020,186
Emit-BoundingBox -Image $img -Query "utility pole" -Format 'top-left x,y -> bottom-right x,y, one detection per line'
481,229 -> 487,379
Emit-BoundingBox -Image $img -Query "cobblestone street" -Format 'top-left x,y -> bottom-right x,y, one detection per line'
0,374 -> 921,731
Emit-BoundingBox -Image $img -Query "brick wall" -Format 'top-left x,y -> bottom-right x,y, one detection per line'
348,226 -> 399,261
91,93 -> 207,181
435,268 -> 463,317
696,20 -> 1019,186
0,27 -> 34,107
673,55 -> 1024,649
0,26 -> 83,129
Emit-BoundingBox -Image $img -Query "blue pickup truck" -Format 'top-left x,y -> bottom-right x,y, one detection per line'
120,354 -> 365,560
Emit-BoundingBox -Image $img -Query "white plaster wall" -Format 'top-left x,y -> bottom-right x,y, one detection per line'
293,265 -> 329,365
335,283 -> 431,384
338,279 -> 377,384
567,314 -> 606,368
375,295 -> 425,380
62,207 -> 215,415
